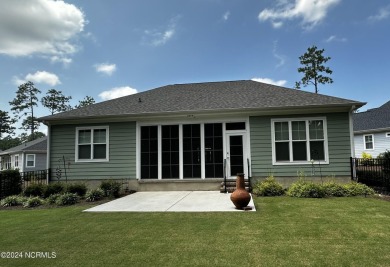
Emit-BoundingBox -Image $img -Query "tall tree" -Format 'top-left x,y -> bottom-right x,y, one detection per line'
41,89 -> 72,115
19,131 -> 46,143
0,110 -> 16,139
295,45 -> 333,94
0,136 -> 21,151
75,96 -> 95,109
9,81 -> 41,137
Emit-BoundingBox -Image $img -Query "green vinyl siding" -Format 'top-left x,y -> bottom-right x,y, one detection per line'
249,112 -> 351,178
49,122 -> 136,180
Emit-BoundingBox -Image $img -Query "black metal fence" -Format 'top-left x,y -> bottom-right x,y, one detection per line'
350,157 -> 390,189
20,169 -> 50,189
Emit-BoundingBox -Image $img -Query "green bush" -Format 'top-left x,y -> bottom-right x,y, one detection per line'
47,193 -> 62,204
23,183 -> 46,197
287,179 -> 325,198
100,180 -> 121,198
252,176 -> 285,196
344,182 -> 375,196
65,183 -> 87,197
0,169 -> 22,199
23,196 -> 44,208
1,195 -> 23,207
44,183 -> 65,198
85,188 -> 105,202
323,181 -> 348,197
55,193 -> 79,206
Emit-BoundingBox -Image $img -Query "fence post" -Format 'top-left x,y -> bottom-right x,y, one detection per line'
350,157 -> 354,181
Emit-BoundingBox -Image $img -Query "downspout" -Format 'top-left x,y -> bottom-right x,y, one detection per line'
349,105 -> 356,158
46,124 -> 51,184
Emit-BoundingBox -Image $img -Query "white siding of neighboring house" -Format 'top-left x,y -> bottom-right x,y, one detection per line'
354,131 -> 390,158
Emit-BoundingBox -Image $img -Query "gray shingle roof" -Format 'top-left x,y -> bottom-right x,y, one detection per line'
0,137 -> 47,155
353,101 -> 390,132
39,80 -> 364,122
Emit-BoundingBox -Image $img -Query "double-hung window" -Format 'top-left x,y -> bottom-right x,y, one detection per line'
14,155 -> 19,168
76,127 -> 109,161
364,134 -> 374,150
272,118 -> 328,164
26,154 -> 35,167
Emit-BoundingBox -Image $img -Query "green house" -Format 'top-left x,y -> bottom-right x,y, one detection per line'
39,80 -> 364,190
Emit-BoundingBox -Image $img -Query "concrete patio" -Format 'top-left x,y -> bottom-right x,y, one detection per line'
83,191 -> 256,212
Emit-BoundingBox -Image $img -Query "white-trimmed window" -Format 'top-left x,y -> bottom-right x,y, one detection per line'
272,118 -> 328,164
364,134 -> 374,150
14,155 -> 19,168
386,132 -> 390,138
26,154 -> 35,167
76,126 -> 109,162
4,157 -> 11,170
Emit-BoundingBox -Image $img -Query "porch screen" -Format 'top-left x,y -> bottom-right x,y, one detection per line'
141,126 -> 158,179
204,123 -> 223,178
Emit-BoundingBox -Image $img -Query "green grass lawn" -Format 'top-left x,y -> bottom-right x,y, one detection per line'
0,196 -> 389,267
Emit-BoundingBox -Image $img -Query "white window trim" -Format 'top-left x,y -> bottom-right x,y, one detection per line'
386,132 -> 390,138
75,126 -> 109,162
136,118 -> 251,180
271,117 -> 329,165
363,134 -> 374,150
26,154 -> 36,168
14,155 -> 19,168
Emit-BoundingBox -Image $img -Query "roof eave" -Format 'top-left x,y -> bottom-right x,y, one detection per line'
39,102 -> 362,125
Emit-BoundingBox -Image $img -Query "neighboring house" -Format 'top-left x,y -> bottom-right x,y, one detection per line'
353,101 -> 390,158
39,80 -> 364,190
0,137 -> 47,172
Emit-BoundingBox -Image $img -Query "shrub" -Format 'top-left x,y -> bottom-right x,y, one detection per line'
1,195 -> 23,207
44,183 -> 64,198
0,169 -> 22,199
23,196 -> 44,208
287,179 -> 325,198
323,181 -> 348,197
85,188 -> 105,202
344,182 -> 375,196
23,183 -> 46,197
100,180 -> 121,198
47,193 -> 62,204
55,193 -> 79,206
252,175 -> 285,196
65,183 -> 87,197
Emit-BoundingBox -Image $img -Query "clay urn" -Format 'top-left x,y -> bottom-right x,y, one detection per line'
230,173 -> 251,209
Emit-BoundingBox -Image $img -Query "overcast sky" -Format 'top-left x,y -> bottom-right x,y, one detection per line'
1,0 -> 389,134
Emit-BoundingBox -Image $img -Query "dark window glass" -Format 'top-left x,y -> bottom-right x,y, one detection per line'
310,141 -> 325,160
292,142 -> 307,161
79,145 -> 91,159
229,135 -> 244,176
141,126 -> 158,179
183,124 -> 201,178
275,142 -> 289,161
161,125 -> 179,179
204,123 -> 223,178
93,144 -> 106,159
226,122 -> 246,130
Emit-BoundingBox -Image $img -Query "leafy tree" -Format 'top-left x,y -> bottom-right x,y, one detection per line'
0,136 -> 21,151
0,110 -> 16,139
75,96 -> 95,109
20,116 -> 40,133
295,45 -> 333,94
9,81 -> 41,136
41,89 -> 72,115
19,132 -> 46,143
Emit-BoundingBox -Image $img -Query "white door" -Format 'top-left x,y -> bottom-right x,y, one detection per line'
226,133 -> 247,178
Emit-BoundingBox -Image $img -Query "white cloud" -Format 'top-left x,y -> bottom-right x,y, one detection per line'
13,71 -> 61,86
223,11 -> 230,21
94,63 -> 117,76
251,78 -> 287,86
368,5 -> 390,22
325,35 -> 347,43
259,0 -> 341,29
143,16 -> 180,46
99,86 -> 138,101
0,0 -> 85,63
